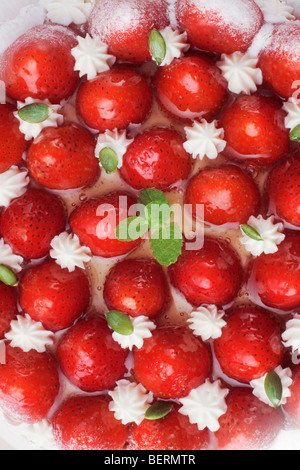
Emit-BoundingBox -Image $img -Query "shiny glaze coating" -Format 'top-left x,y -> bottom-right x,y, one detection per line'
0,103 -> 28,173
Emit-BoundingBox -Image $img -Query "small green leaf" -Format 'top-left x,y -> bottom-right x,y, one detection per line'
145,401 -> 173,420
99,147 -> 119,174
149,29 -> 167,65
105,311 -> 134,336
290,124 -> 300,142
150,222 -> 183,267
240,224 -> 263,241
138,188 -> 168,207
0,265 -> 18,287
18,103 -> 52,123
264,370 -> 283,408
116,216 -> 149,242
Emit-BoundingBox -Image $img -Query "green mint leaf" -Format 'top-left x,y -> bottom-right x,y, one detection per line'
138,188 -> 168,207
145,401 -> 173,420
290,124 -> 300,142
18,103 -> 53,123
240,224 -> 263,241
149,29 -> 167,65
105,311 -> 134,336
264,370 -> 283,408
145,201 -> 172,229
99,147 -> 119,173
150,222 -> 183,266
0,265 -> 18,287
116,216 -> 149,242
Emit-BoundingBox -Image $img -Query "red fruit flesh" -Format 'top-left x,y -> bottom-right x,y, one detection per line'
0,284 -> 18,339
0,103 -> 28,173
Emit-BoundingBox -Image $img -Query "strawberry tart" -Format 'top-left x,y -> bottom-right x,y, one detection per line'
0,0 -> 299,451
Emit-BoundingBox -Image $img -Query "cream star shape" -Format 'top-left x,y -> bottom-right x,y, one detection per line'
217,52 -> 263,95
50,232 -> 92,272
250,366 -> 293,407
111,316 -> 156,351
46,0 -> 93,26
282,314 -> 300,354
183,119 -> 226,160
108,380 -> 153,425
254,0 -> 296,23
282,97 -> 300,131
95,129 -> 134,169
5,314 -> 54,353
0,166 -> 29,208
240,215 -> 285,257
158,27 -> 190,66
187,305 -> 226,341
0,238 -> 23,273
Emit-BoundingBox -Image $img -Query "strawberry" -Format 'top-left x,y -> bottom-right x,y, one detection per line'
69,191 -> 142,258
26,123 -> 100,191
120,127 -> 192,191
0,24 -> 79,104
103,258 -> 170,319
153,54 -> 228,122
168,236 -> 243,307
215,387 -> 284,450
185,164 -> 260,227
220,94 -> 290,167
57,315 -> 128,393
88,0 -> 169,63
129,403 -> 210,450
133,325 -> 212,399
0,188 -> 67,260
176,0 -> 263,55
214,305 -> 285,383
52,394 -> 129,450
247,231 -> 300,311
266,155 -> 300,228
76,65 -> 153,132
0,345 -> 59,423
283,364 -> 300,426
0,284 -> 18,339
19,259 -> 91,332
258,22 -> 300,99
0,103 -> 28,173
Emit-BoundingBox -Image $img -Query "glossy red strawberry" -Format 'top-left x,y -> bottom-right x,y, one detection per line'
283,364 -> 300,426
0,345 -> 59,423
88,0 -> 169,63
266,155 -> 300,228
258,22 -> 300,99
176,0 -> 263,54
185,164 -> 260,227
0,25 -> 79,104
168,236 -> 243,307
247,231 -> 300,311
214,305 -> 285,383
103,258 -> 170,319
0,103 -> 28,173
0,188 -> 67,260
120,127 -> 192,191
52,394 -> 129,450
133,325 -> 212,399
27,123 -> 100,191
19,259 -> 91,332
129,403 -> 210,450
0,284 -> 17,339
76,65 -> 152,132
57,315 -> 128,392
220,94 -> 290,167
215,388 -> 284,450
153,54 -> 228,121
69,191 -> 142,258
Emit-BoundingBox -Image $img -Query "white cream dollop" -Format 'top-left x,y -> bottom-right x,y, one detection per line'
111,316 -> 156,351
187,305 -> 226,341
18,420 -> 57,450
217,52 -> 263,95
250,366 -> 293,407
240,215 -> 285,257
95,129 -> 134,169
179,379 -> 229,432
0,166 -> 29,208
254,0 -> 296,23
108,379 -> 153,425
282,314 -> 300,354
157,27 -> 190,67
0,238 -> 23,273
5,314 -> 54,353
50,232 -> 92,272
14,98 -> 63,141
282,96 -> 300,131
71,34 -> 116,81
46,0 -> 93,26
183,119 -> 226,160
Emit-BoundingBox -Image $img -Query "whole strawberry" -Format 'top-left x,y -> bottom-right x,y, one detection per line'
133,325 -> 212,399
129,403 -> 210,450
215,388 -> 284,450
0,25 -> 79,104
76,65 -> 152,132
0,103 -> 28,173
176,0 -> 263,54
220,94 -> 290,167
185,164 -> 260,227
214,305 -> 285,383
120,127 -> 192,191
69,191 -> 142,258
0,284 -> 18,339
103,258 -> 170,319
168,236 -> 243,307
19,259 -> 91,332
283,364 -> 300,426
153,54 -> 228,122
0,188 -> 67,260
0,345 -> 60,423
57,315 -> 128,393
27,123 -> 100,191
88,0 -> 169,63
247,231 -> 300,311
52,394 -> 129,450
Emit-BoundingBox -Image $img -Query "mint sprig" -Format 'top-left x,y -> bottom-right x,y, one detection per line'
149,29 -> 167,65
18,103 -> 53,123
264,370 -> 283,408
240,224 -> 263,241
0,265 -> 18,287
105,311 -> 134,336
99,147 -> 119,174
145,401 -> 173,420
